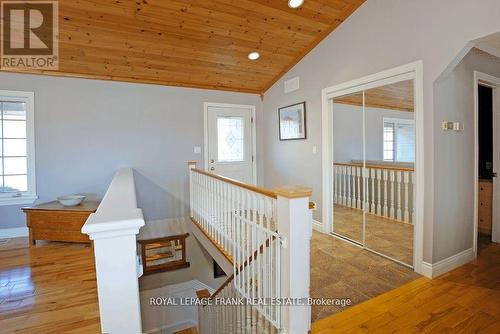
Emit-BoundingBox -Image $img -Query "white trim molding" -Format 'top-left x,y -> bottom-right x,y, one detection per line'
421,248 -> 475,279
312,219 -> 323,232
321,61 -> 425,275
0,90 -> 37,206
0,227 -> 29,238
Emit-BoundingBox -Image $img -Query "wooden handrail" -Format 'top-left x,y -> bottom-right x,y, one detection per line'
334,162 -> 415,172
191,168 -> 277,199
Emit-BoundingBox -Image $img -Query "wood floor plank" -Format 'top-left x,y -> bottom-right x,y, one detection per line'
312,241 -> 500,333
0,238 -> 100,333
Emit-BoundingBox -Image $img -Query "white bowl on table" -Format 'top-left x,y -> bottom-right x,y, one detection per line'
57,195 -> 86,207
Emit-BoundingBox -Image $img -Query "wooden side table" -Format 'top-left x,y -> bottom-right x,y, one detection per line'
22,200 -> 100,245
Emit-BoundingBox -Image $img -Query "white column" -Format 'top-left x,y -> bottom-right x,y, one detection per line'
83,211 -> 145,334
81,168 -> 145,334
275,186 -> 312,334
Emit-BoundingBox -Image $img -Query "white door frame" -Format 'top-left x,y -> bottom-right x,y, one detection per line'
203,102 -> 257,185
473,71 -> 500,253
321,61 -> 425,275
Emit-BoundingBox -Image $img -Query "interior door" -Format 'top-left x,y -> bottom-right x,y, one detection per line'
206,104 -> 255,184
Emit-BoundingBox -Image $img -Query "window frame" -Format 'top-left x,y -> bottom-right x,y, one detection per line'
0,90 -> 37,206
382,117 -> 415,163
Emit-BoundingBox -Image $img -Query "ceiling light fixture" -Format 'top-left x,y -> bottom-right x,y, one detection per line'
248,52 -> 260,60
288,0 -> 304,8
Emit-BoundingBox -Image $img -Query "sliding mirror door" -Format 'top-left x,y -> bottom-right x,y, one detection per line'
332,92 -> 364,244
363,80 -> 415,266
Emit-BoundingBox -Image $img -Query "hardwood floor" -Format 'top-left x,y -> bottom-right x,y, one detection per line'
312,240 -> 500,333
0,238 -> 100,333
333,204 -> 413,265
310,231 -> 419,321
1,235 -> 498,333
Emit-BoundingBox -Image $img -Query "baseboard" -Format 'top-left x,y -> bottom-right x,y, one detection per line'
422,248 -> 475,279
0,227 -> 28,239
144,320 -> 197,334
312,219 -> 323,232
420,262 -> 433,278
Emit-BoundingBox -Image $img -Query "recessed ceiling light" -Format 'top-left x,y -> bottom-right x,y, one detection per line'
248,52 -> 260,60
288,0 -> 304,8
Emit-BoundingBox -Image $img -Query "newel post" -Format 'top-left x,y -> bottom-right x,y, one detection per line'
275,185 -> 313,334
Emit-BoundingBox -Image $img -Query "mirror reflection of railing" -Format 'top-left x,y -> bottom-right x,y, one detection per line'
333,162 -> 415,224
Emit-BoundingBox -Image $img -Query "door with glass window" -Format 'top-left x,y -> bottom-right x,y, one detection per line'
206,104 -> 255,184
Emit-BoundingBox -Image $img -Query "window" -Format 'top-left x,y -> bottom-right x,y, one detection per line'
0,91 -> 36,205
383,118 -> 415,163
217,116 -> 245,162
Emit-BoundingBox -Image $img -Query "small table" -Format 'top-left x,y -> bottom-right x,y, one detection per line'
22,200 -> 100,245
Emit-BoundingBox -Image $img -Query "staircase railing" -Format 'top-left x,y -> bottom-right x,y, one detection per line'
188,162 -> 313,334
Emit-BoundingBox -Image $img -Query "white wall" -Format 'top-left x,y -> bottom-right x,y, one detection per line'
333,103 -> 414,163
433,50 -> 500,261
261,0 -> 500,263
0,72 -> 262,229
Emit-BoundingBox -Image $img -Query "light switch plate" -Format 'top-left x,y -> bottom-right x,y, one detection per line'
441,121 -> 454,131
194,146 -> 201,154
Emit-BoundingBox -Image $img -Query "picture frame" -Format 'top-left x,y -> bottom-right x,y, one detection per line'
278,101 -> 307,140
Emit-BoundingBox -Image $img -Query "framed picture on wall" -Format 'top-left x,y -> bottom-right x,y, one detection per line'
278,102 -> 307,140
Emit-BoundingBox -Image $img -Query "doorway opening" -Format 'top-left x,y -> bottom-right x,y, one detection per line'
474,71 -> 500,254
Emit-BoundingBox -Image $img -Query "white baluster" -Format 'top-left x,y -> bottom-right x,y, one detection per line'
383,170 -> 388,217
352,167 -> 356,209
389,170 -> 395,219
411,172 -> 416,225
337,166 -> 342,206
342,166 -> 347,206
333,165 -> 338,204
404,171 -> 410,223
396,171 -> 402,221
347,166 -> 352,208
376,169 -> 382,215
356,167 -> 361,209
370,168 -> 375,214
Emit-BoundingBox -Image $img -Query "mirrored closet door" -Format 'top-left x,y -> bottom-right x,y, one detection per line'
332,92 -> 365,244
331,79 -> 416,267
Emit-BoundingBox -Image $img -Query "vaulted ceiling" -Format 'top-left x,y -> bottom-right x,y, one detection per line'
2,0 -> 365,94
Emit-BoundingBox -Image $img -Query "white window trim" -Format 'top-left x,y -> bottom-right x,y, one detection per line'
382,117 -> 415,162
0,90 -> 37,206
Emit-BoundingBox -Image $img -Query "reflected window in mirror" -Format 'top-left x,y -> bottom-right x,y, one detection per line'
383,118 -> 415,163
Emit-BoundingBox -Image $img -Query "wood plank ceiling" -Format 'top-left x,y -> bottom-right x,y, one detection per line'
1,0 -> 365,94
334,80 -> 415,112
